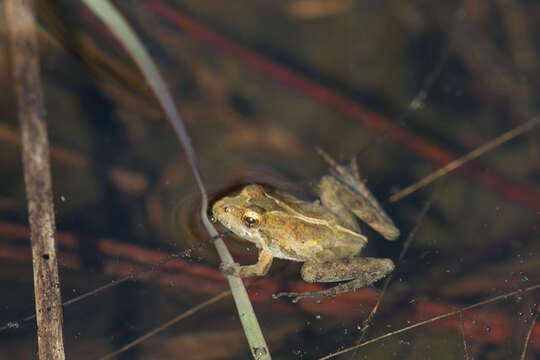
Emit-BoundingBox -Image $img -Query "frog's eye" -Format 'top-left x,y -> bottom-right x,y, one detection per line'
242,210 -> 261,229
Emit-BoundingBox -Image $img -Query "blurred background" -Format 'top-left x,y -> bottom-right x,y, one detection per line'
0,0 -> 539,359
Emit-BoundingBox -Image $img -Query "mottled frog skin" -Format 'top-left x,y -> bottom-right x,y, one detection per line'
212,157 -> 399,301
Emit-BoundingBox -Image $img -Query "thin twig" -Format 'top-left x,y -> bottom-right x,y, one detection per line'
98,290 -> 232,360
357,193 -> 436,343
348,5 -> 461,349
0,247 -> 199,332
5,0 -> 66,358
318,283 -> 540,360
520,304 -> 538,360
389,116 -> 540,202
356,4 -> 466,156
459,312 -> 470,360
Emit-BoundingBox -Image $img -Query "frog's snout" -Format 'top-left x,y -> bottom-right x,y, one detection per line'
211,200 -> 238,228
210,201 -> 224,223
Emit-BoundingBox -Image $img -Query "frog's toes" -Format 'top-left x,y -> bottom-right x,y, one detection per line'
273,291 -> 323,303
272,291 -> 295,301
219,261 -> 239,276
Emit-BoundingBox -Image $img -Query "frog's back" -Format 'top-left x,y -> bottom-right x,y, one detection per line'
262,189 -> 367,261
269,189 -> 352,228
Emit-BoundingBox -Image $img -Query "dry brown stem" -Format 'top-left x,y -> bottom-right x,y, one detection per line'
5,0 -> 66,358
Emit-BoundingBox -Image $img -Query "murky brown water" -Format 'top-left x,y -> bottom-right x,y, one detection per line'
1,1 -> 539,359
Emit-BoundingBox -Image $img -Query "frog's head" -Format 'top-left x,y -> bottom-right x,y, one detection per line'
212,185 -> 269,245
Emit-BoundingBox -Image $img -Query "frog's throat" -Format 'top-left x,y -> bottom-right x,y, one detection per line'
264,192 -> 366,242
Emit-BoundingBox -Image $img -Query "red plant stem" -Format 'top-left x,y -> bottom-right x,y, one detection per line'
0,222 -> 222,281
1,222 -> 539,352
143,0 -> 540,211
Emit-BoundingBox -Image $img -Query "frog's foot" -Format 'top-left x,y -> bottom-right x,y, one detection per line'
273,271 -> 392,303
219,261 -> 264,277
219,249 -> 274,278
219,261 -> 237,275
272,290 -> 325,303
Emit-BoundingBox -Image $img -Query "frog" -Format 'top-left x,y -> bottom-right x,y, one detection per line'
211,149 -> 400,301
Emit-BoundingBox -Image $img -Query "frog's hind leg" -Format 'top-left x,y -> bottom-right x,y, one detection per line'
315,149 -> 400,240
316,175 -> 360,231
274,257 -> 394,302
349,154 -> 362,182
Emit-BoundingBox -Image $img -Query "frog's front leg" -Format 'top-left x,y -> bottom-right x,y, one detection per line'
220,249 -> 273,278
274,257 -> 394,302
